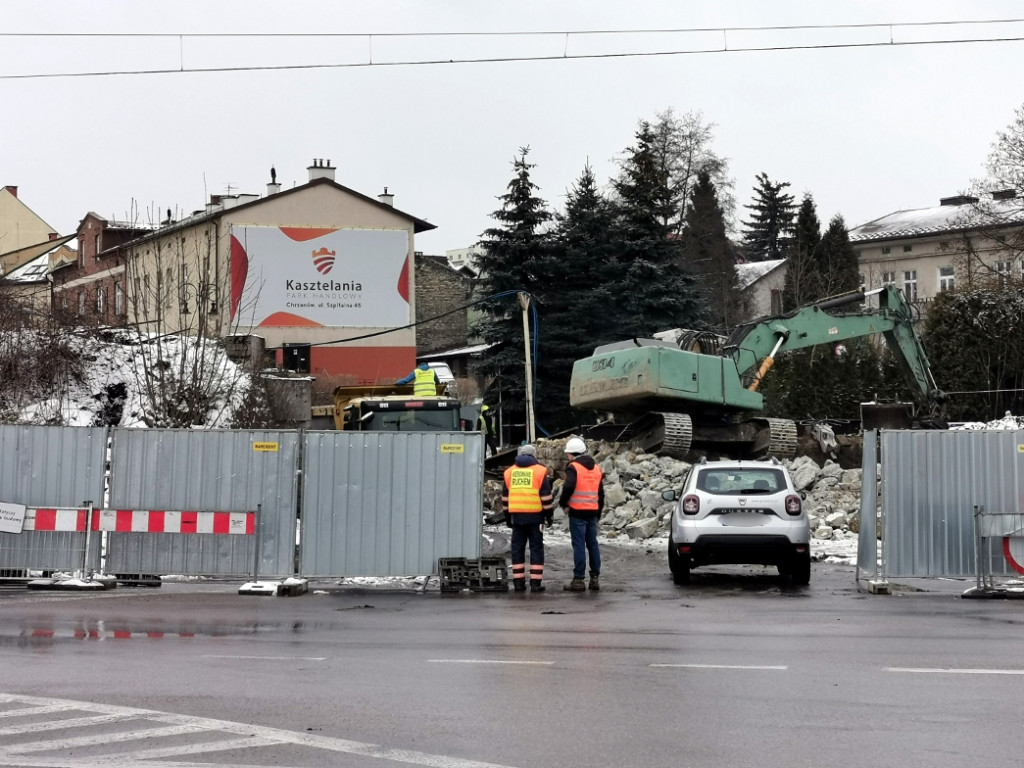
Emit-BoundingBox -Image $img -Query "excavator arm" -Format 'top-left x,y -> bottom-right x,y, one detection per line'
724,285 -> 943,412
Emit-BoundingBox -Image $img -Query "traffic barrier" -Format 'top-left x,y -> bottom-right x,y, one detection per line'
24,508 -> 256,535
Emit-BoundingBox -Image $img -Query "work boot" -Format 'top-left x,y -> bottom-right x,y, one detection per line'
563,578 -> 586,592
513,579 -> 527,592
530,580 -> 545,593
589,575 -> 600,592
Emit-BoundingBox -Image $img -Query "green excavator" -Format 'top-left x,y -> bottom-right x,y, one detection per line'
569,284 -> 945,460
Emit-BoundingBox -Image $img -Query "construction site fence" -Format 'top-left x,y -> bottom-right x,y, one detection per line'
857,428 -> 1024,585
0,425 -> 483,582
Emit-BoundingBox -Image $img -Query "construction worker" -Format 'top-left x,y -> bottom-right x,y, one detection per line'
397,362 -> 439,396
502,444 -> 554,593
560,436 -> 604,592
478,404 -> 498,456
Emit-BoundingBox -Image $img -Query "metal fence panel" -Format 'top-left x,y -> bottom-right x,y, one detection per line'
106,429 -> 300,578
881,429 -> 1024,578
856,430 -> 880,580
0,425 -> 106,572
300,431 -> 483,578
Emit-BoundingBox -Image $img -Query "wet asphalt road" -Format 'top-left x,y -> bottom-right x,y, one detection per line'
1,538 -> 1023,768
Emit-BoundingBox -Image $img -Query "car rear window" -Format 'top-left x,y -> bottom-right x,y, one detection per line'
697,468 -> 786,494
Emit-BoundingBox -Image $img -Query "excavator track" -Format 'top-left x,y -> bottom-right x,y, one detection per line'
760,417 -> 798,459
657,412 -> 694,459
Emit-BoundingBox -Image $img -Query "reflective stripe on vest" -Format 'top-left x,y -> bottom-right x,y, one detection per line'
567,461 -> 602,510
504,465 -> 545,513
413,367 -> 436,396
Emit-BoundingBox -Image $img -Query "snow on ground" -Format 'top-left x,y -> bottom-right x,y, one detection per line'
15,329 -> 249,428
950,412 -> 1024,430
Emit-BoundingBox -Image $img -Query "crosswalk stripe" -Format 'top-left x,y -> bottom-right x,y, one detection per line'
0,713 -> 145,736
7,724 -> 204,753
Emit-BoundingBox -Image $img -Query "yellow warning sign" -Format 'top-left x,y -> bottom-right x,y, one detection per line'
253,442 -> 279,452
440,444 -> 465,454
1018,444 -> 1024,454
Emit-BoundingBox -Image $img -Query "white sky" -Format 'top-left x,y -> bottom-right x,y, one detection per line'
2,1 -> 1023,255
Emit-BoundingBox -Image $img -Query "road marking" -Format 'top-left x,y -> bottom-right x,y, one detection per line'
887,667 -> 1024,675
650,663 -> 788,670
202,654 -> 326,661
0,692 -> 523,768
427,659 -> 555,665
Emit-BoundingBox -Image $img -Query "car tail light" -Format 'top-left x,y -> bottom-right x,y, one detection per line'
785,494 -> 802,516
682,495 -> 700,515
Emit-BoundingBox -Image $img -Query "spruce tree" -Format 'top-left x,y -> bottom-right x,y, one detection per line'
741,173 -> 796,262
536,165 -> 620,430
784,194 -> 823,310
611,123 -> 703,338
816,215 -> 860,297
679,170 -> 740,332
473,148 -> 553,425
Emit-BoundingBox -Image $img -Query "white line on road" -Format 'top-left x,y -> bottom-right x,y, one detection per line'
201,655 -> 326,661
427,659 -> 555,665
887,667 -> 1024,675
650,663 -> 788,670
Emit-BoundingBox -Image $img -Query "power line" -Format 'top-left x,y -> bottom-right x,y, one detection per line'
2,24 -> 1023,80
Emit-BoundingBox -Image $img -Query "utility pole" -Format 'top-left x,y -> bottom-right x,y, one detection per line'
518,292 -> 536,444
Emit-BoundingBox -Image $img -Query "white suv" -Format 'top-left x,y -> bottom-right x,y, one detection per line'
664,457 -> 810,585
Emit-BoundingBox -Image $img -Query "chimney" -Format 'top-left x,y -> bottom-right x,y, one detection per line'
939,194 -> 979,206
992,189 -> 1017,201
3,185 -> 17,198
268,165 -> 281,196
307,158 -> 336,182
378,187 -> 395,207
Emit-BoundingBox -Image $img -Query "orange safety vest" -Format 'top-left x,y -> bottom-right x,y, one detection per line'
412,367 -> 436,396
504,464 -> 548,513
567,461 -> 602,510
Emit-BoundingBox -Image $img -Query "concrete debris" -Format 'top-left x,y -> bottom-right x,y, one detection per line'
485,436 -> 873,543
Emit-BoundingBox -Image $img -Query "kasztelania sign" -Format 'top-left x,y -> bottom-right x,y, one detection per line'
230,226 -> 411,328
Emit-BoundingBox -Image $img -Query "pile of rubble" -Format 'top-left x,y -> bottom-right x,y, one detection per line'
484,437 -> 867,544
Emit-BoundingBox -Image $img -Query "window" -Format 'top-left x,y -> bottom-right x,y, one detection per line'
903,270 -> 918,301
77,292 -> 86,316
143,274 -> 150,314
882,271 -> 895,286
114,281 -> 125,315
78,238 -> 86,268
93,234 -> 101,259
881,246 -> 891,255
938,266 -> 955,293
95,286 -> 105,314
902,245 -> 913,253
858,273 -> 865,288
770,288 -> 783,315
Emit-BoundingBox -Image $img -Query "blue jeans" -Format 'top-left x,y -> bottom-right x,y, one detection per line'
568,515 -> 600,579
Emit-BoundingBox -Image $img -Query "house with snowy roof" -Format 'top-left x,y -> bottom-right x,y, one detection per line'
849,192 -> 1024,304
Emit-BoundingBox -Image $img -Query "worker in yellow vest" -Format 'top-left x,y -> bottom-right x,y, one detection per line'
397,362 -> 439,396
502,444 -> 554,593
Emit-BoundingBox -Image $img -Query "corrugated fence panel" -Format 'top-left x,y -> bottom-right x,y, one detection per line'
0,425 -> 107,572
301,431 -> 483,578
856,431 -> 879,579
882,429 -> 1024,578
106,429 -> 300,578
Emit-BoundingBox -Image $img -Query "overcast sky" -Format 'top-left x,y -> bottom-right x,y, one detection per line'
3,1 -> 1023,255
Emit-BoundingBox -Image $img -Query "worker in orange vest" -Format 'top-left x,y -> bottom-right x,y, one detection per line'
502,444 -> 554,593
560,436 -> 604,592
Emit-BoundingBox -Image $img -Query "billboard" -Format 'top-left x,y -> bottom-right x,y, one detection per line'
230,226 -> 411,328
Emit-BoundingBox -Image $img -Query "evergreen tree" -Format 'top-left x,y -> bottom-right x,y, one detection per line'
816,215 -> 860,297
784,194 -> 823,310
537,164 -> 621,430
473,147 -> 553,424
741,173 -> 796,261
611,123 -> 703,338
679,170 -> 741,331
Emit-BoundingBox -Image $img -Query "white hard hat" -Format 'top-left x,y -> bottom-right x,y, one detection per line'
565,437 -> 587,455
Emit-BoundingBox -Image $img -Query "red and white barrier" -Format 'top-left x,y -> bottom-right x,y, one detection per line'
23,508 -> 255,534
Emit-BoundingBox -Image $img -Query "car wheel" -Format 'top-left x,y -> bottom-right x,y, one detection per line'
668,535 -> 690,584
788,552 -> 811,585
